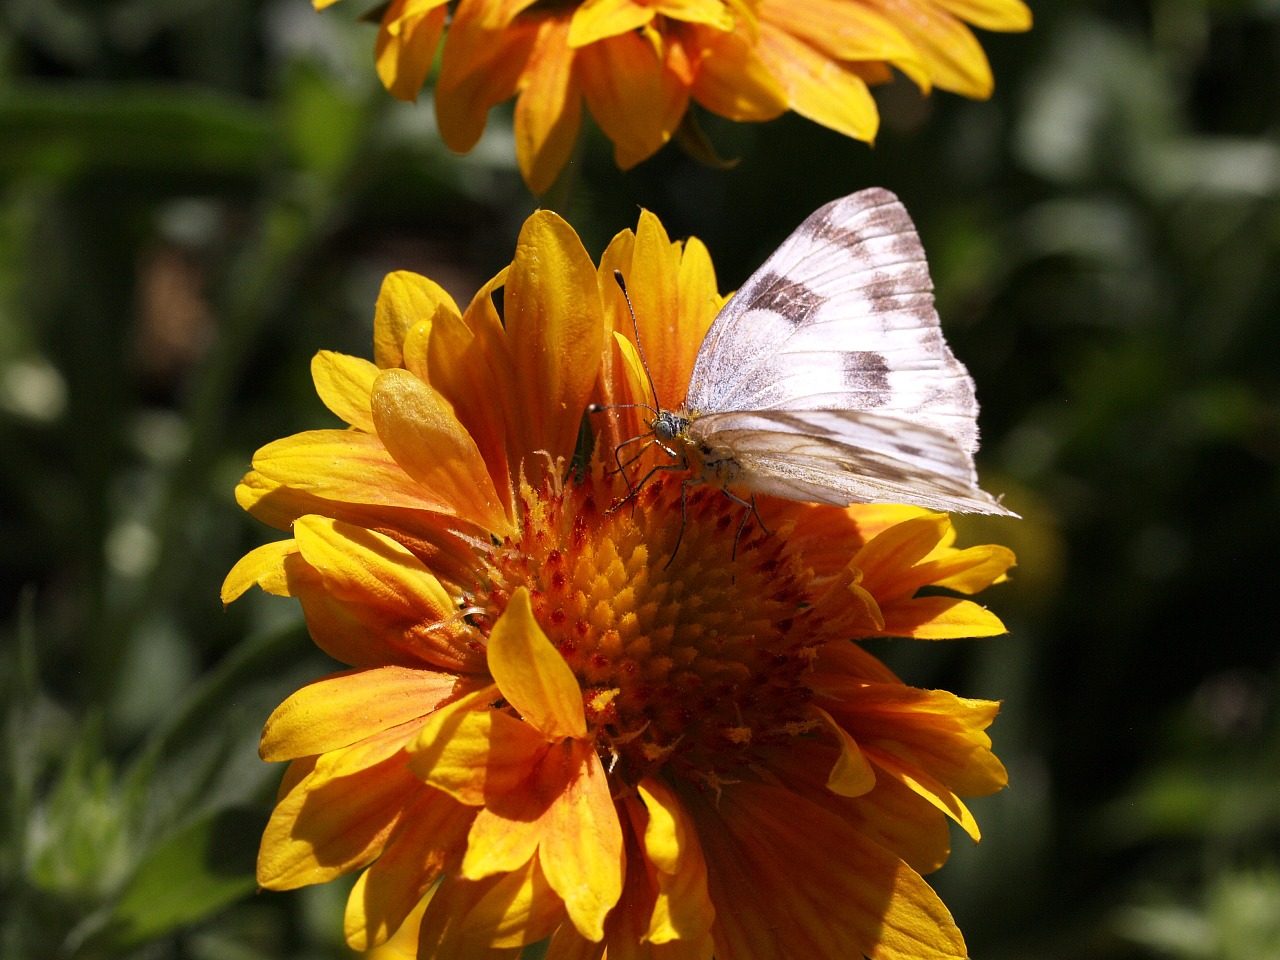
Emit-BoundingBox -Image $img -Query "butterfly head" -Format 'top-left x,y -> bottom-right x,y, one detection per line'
650,409 -> 689,448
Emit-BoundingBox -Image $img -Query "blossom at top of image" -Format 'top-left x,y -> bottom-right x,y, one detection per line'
224,206 -> 1015,959
318,0 -> 1032,192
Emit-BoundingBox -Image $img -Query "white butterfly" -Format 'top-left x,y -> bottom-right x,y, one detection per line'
621,187 -> 1016,518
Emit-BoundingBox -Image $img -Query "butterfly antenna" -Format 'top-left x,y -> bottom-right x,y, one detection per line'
614,270 -> 663,412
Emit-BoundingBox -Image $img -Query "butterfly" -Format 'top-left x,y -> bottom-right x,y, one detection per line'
605,187 -> 1016,522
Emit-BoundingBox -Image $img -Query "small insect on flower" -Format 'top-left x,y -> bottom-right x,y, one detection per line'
594,187 -> 1018,537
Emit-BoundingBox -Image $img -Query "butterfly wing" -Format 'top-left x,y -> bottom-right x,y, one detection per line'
685,188 -> 980,455
687,410 -> 1016,515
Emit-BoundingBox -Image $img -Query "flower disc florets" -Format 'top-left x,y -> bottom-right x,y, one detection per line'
484,471 -> 823,790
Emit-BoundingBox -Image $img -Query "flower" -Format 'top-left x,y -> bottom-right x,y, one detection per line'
224,207 -> 1016,959
321,0 -> 1031,192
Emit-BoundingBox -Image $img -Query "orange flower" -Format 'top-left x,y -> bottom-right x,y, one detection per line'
320,0 -> 1030,191
225,207 -> 1015,959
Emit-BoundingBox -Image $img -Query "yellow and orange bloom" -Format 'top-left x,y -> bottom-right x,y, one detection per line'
321,0 -> 1031,192
225,207 -> 1016,959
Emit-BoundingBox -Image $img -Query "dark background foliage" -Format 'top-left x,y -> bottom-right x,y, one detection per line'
2,0 -> 1278,956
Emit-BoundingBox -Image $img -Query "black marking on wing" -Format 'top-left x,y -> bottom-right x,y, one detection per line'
749,272 -> 823,324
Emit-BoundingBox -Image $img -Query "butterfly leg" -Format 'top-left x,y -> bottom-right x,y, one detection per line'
663,476 -> 698,570
716,490 -> 772,562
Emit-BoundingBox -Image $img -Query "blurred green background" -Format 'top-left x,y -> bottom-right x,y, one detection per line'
2,0 -> 1279,957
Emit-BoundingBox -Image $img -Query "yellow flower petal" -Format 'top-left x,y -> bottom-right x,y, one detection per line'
854,513 -> 951,602
878,595 -> 1008,639
514,16 -> 584,195
221,539 -> 296,603
374,270 -> 462,371
568,0 -> 654,48
258,754 -> 421,890
410,684 -> 551,806
260,665 -> 458,762
252,429 -> 435,511
864,745 -> 982,841
811,705 -> 877,798
652,0 -> 736,30
488,587 -> 587,741
375,0 -> 449,102
415,873 -> 536,960
934,0 -> 1032,32
371,368 -> 511,534
311,350 -> 378,432
761,0 -> 930,90
636,778 -> 715,945
458,854 -> 565,950
757,22 -> 879,142
504,211 -> 606,472
865,0 -> 995,97
344,790 -> 473,951
287,515 -> 483,671
916,543 -> 1017,595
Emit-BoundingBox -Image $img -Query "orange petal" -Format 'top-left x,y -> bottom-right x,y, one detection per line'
577,30 -> 689,169
757,21 -> 879,141
540,743 -> 625,941
489,587 -> 587,740
374,270 -> 462,370
344,790 -> 474,950
416,277 -> 515,519
222,539 -> 297,602
683,22 -> 790,122
762,741 -> 953,875
691,781 -> 968,960
257,754 -> 422,890
260,665 -> 458,762
311,350 -> 378,432
436,6 -> 538,153
409,684 -> 551,806
504,210 -> 606,473
375,0 -> 449,102
371,368 -> 511,534
830,682 -> 1007,797
863,744 -> 982,841
545,924 -> 606,960
289,514 -> 482,671
853,513 -> 951,602
514,16 -> 584,194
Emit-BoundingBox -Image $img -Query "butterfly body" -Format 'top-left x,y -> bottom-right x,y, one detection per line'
636,187 -> 1016,518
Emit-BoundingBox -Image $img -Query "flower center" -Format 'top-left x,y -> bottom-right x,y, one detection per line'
482,470 -> 826,791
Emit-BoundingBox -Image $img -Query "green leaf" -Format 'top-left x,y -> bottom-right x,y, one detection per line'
0,84 -> 272,179
107,807 -> 265,947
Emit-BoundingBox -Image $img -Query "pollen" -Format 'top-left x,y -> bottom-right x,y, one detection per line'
481,469 -> 828,790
